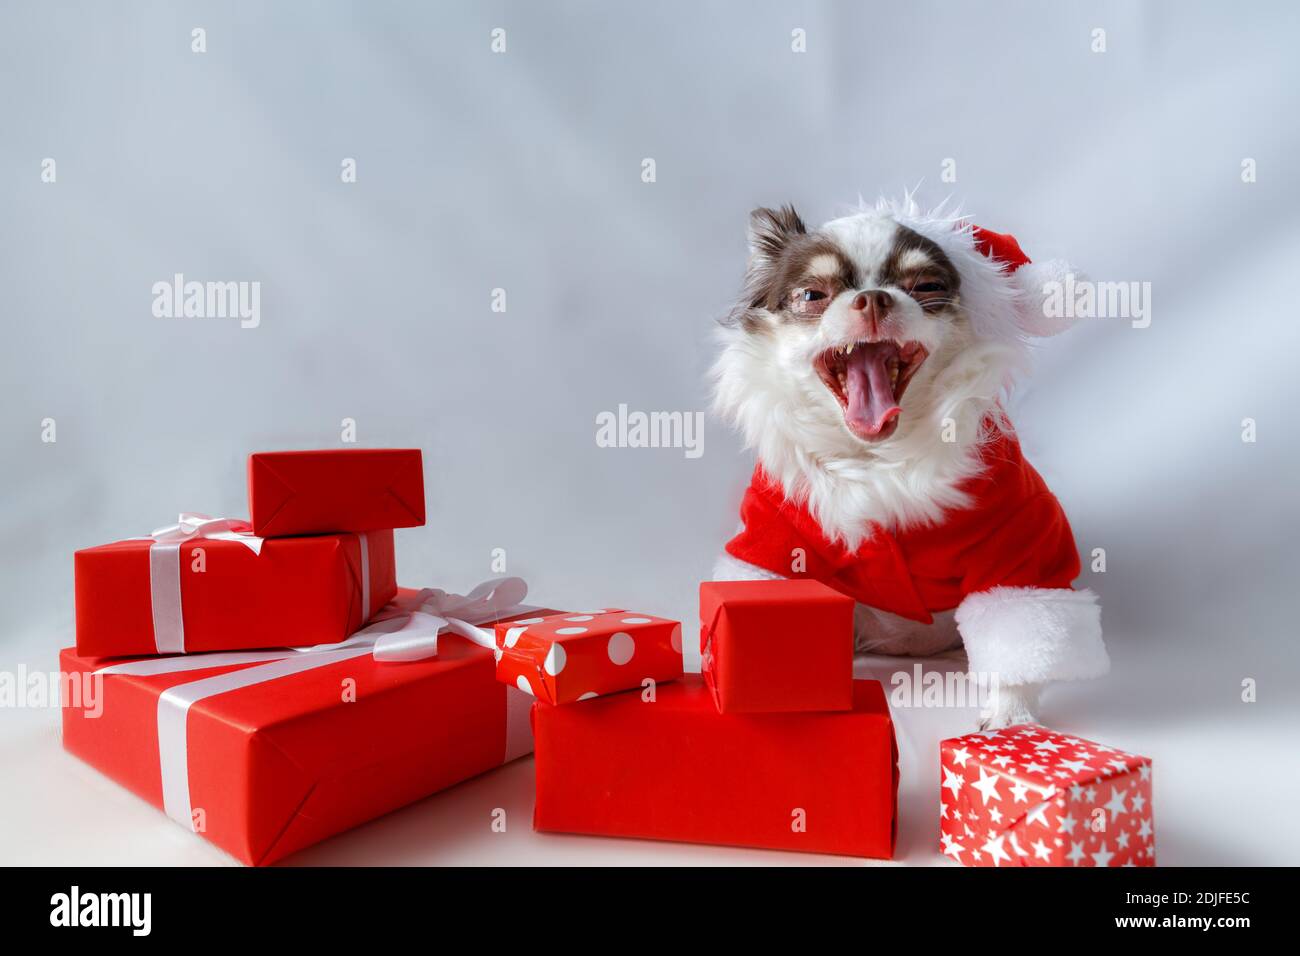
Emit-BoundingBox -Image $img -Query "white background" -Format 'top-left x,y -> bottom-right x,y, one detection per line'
2,1 -> 1297,865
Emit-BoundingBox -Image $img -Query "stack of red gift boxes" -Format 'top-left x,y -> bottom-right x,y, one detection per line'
60,450 -> 1153,865
529,580 -> 899,858
62,449 -> 555,865
525,580 -> 1152,865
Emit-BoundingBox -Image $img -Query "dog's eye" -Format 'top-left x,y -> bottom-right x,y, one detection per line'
912,282 -> 945,294
790,281 -> 835,317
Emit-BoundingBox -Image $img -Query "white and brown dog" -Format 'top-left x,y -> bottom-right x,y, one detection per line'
711,197 -> 1107,728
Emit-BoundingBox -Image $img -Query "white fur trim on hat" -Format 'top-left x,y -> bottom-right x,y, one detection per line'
872,196 -> 1082,344
1013,259 -> 1083,338
956,586 -> 1107,686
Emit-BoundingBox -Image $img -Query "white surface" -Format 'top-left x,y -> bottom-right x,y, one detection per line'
2,613 -> 1292,866
2,2 -> 1298,865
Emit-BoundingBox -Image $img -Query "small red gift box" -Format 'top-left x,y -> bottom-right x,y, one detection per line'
60,589 -> 539,866
699,580 -> 855,713
75,520 -> 395,657
533,675 -> 898,858
247,448 -> 425,537
939,724 -> 1155,867
494,609 -> 683,704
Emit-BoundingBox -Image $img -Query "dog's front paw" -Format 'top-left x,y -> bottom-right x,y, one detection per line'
978,683 -> 1042,731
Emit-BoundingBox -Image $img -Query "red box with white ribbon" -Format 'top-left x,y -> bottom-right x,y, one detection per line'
939,724 -> 1155,867
74,517 -> 396,657
533,675 -> 898,858
699,580 -> 855,713
494,609 -> 683,705
247,448 -> 426,537
60,587 -> 543,866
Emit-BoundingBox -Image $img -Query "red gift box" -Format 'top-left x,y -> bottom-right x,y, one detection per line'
533,675 -> 898,858
247,448 -> 425,537
494,609 -> 683,704
75,523 -> 395,657
699,580 -> 855,713
939,724 -> 1155,867
60,589 -> 540,866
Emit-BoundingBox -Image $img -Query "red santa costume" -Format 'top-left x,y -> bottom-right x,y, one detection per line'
724,227 -> 1107,688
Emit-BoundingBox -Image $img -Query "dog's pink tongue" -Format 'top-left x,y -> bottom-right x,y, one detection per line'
845,343 -> 900,437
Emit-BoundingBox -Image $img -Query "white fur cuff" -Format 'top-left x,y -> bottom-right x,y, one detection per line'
955,586 -> 1107,686
711,550 -> 788,583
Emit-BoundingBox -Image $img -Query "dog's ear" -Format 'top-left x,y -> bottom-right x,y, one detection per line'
748,205 -> 806,266
741,206 -> 805,313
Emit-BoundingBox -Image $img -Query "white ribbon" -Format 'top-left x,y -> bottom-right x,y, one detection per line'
356,532 -> 371,622
141,516 -> 376,653
91,577 -> 535,829
144,514 -> 264,654
366,576 -> 530,662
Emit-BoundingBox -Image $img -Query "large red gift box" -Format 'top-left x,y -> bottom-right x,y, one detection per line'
494,609 -> 683,704
75,527 -> 396,657
247,448 -> 425,537
699,580 -> 855,713
60,590 -> 540,866
533,675 -> 898,857
939,724 -> 1155,867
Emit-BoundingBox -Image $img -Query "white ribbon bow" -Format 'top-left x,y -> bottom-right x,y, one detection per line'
305,576 -> 532,662
149,513 -> 263,551
144,513 -> 265,653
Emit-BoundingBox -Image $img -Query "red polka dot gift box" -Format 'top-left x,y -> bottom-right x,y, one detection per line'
493,610 -> 684,705
939,724 -> 1155,867
699,580 -> 855,713
533,675 -> 899,858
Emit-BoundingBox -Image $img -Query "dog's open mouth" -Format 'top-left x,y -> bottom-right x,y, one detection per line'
814,340 -> 928,441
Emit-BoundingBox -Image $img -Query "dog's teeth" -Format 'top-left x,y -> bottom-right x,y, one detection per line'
845,342 -> 854,355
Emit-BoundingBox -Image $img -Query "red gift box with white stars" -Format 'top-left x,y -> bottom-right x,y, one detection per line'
939,724 -> 1154,867
493,609 -> 684,705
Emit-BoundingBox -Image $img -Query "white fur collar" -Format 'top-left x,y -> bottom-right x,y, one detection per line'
713,332 -> 1020,550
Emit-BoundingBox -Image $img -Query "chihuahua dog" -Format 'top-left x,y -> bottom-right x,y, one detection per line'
711,196 -> 1107,728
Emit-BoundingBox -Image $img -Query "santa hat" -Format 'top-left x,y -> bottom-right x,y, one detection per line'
971,225 -> 1077,338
